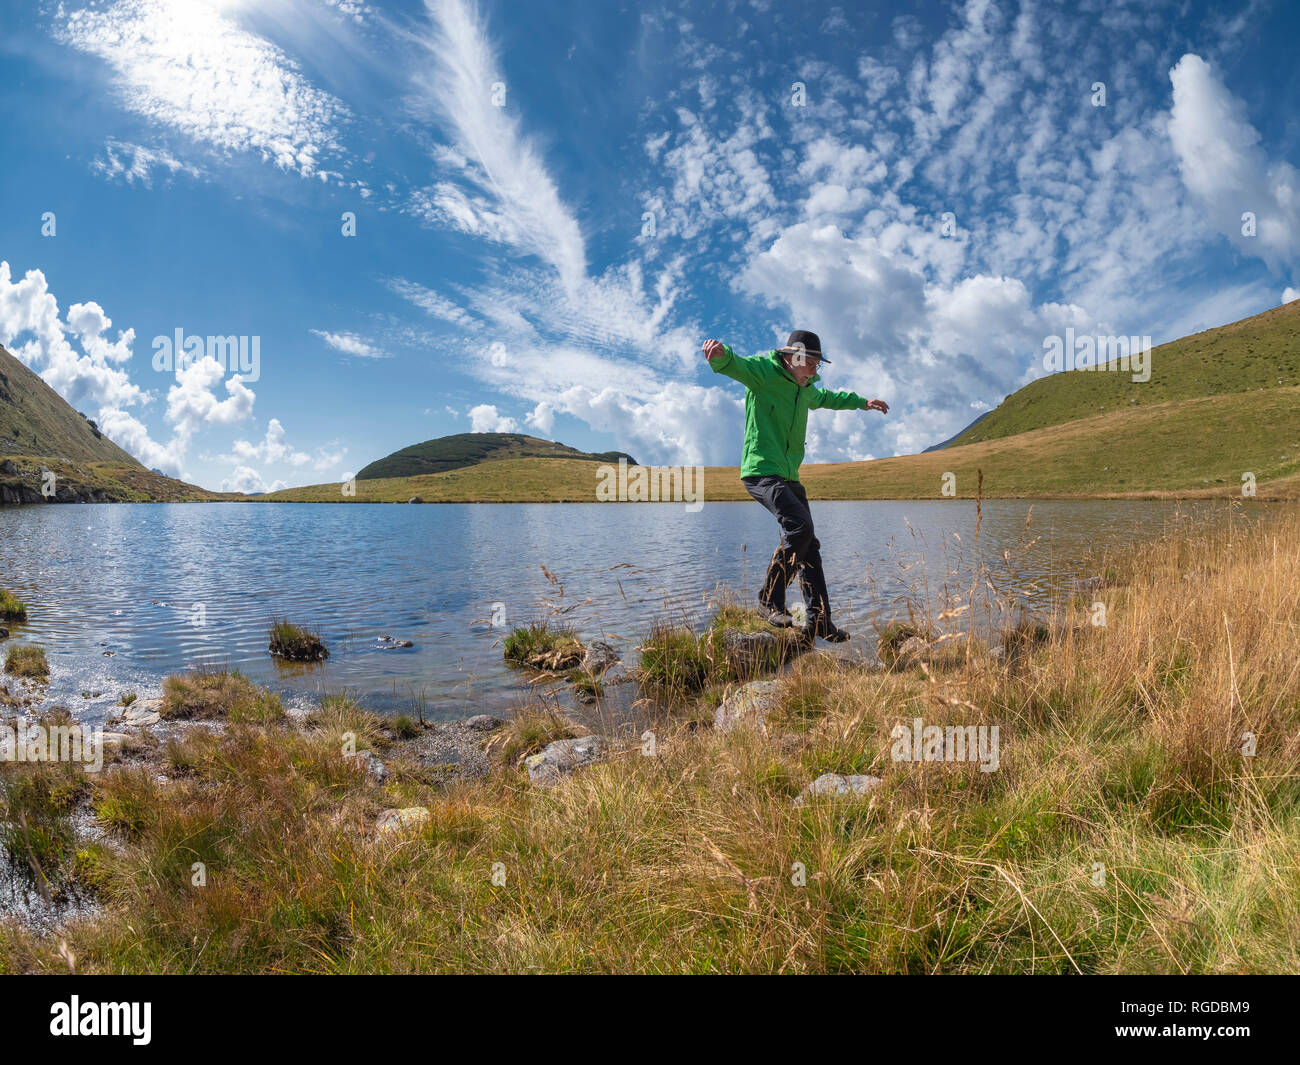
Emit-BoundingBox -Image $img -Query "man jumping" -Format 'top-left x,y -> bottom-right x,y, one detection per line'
702,330 -> 888,643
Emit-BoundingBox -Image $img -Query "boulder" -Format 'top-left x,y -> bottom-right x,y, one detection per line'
376,807 -> 430,835
0,627 -> 8,640
525,735 -> 607,787
793,772 -> 883,806
348,749 -> 388,782
120,698 -> 162,727
714,678 -> 783,734
465,714 -> 504,731
408,496 -> 424,504
580,640 -> 619,674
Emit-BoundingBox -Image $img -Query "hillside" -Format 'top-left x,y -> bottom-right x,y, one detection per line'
356,432 -> 637,480
0,343 -> 225,503
951,299 -> 1300,447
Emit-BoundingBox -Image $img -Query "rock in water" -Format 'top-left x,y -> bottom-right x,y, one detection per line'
793,773 -> 883,806
526,735 -> 608,787
714,678 -> 783,734
580,640 -> 619,674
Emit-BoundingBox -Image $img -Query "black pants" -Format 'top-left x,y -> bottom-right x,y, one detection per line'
742,475 -> 834,623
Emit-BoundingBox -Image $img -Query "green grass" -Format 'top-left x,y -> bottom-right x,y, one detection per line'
952,298 -> 1300,446
356,431 -> 636,480
0,589 -> 27,622
637,606 -> 806,694
161,667 -> 285,721
502,621 -> 584,670
4,645 -> 48,679
268,618 -> 328,662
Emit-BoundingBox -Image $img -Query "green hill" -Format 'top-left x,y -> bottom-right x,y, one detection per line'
356,431 -> 637,480
952,299 -> 1300,446
0,343 -> 225,503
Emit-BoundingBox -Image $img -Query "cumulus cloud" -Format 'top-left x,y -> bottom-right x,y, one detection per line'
1169,53 -> 1300,275
467,404 -> 519,433
233,418 -> 312,466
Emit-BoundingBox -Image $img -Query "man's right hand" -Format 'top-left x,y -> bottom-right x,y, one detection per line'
702,339 -> 726,361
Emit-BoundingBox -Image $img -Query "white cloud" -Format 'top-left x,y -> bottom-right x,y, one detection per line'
310,329 -> 387,359
468,404 -> 519,433
56,0 -> 347,178
233,418 -> 311,466
92,138 -> 203,185
1283,288 -> 1299,305
1169,53 -> 1300,275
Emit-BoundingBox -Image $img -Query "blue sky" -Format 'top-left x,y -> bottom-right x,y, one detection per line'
0,0 -> 1297,492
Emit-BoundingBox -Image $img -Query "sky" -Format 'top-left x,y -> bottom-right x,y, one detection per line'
0,0 -> 1297,493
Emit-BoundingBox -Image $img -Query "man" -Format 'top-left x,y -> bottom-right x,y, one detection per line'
702,329 -> 888,642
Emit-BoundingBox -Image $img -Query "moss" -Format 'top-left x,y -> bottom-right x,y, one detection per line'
268,618 -> 329,662
4,645 -> 48,680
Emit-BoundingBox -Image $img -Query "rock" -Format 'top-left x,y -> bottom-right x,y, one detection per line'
525,735 -> 607,787
987,645 -> 1008,665
714,679 -> 783,734
376,807 -> 429,835
580,640 -> 619,674
793,773 -> 883,806
722,630 -> 780,676
376,635 -> 415,649
347,749 -> 388,782
465,714 -> 504,731
0,459 -> 17,476
1074,575 -> 1106,594
408,496 -> 423,504
0,627 -> 8,640
95,731 -> 134,756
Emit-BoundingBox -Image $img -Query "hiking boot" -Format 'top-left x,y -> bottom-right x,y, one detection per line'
758,604 -> 795,628
806,615 -> 851,642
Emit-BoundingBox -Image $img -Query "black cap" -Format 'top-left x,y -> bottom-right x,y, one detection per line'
776,329 -> 830,364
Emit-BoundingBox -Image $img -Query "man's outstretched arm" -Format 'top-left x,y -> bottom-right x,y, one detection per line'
702,339 -> 769,391
809,386 -> 890,414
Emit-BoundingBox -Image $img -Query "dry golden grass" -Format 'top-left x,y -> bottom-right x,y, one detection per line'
4,507 -> 1300,973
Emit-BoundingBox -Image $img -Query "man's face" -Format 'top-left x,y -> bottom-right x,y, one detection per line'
784,351 -> 821,386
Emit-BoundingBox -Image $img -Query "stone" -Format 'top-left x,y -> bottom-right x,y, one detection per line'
0,627 -> 8,640
525,735 -> 607,787
714,679 -> 783,734
408,496 -> 424,504
793,773 -> 883,806
347,749 -> 388,782
465,714 -> 504,731
376,807 -> 430,835
580,640 -> 619,674
722,630 -> 782,676
120,698 -> 161,727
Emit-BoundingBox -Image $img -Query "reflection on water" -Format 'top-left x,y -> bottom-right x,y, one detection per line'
0,499 -> 1256,721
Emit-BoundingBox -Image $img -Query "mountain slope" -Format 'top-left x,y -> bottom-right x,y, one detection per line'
356,432 -> 637,480
0,343 -> 225,503
951,299 -> 1300,447
1,343 -> 140,463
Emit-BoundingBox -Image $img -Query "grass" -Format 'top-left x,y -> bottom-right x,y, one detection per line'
161,667 -> 285,722
0,590 -> 27,622
4,645 -> 48,680
4,505 -> 1300,972
637,604 -> 807,694
502,620 -> 585,671
268,618 -> 328,662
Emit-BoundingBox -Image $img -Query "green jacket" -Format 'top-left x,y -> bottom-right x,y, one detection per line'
708,345 -> 870,481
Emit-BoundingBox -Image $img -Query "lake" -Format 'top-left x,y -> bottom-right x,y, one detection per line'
0,499 -> 1254,722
